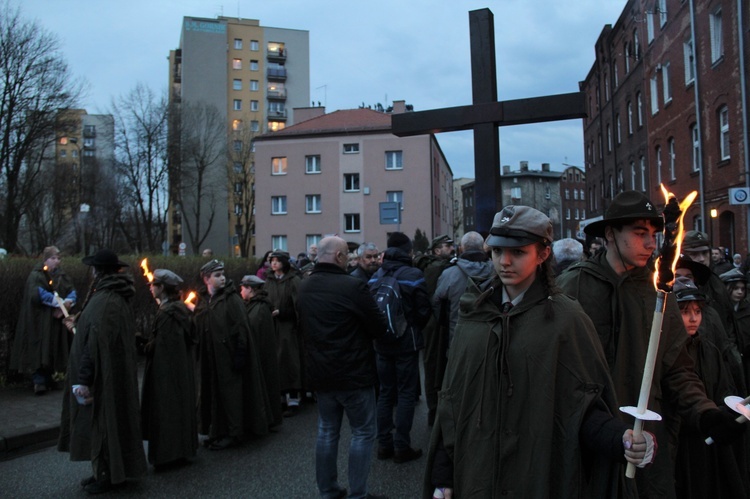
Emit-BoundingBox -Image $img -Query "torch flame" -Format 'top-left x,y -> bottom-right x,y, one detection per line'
653,185 -> 698,290
184,291 -> 197,312
43,265 -> 53,286
140,258 -> 154,283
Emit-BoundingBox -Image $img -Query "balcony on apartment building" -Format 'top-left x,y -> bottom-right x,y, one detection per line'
267,46 -> 286,63
267,66 -> 287,81
267,86 -> 287,100
267,109 -> 287,120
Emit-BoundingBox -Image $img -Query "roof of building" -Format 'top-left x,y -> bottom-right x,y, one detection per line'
502,171 -> 563,179
256,108 -> 393,140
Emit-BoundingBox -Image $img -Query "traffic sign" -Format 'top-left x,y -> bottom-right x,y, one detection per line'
729,188 -> 750,205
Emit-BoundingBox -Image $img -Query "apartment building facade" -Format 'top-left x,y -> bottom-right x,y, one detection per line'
253,102 -> 453,256
168,16 -> 310,256
500,162 -> 564,238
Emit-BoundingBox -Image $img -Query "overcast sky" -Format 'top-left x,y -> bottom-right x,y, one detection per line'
18,0 -> 628,179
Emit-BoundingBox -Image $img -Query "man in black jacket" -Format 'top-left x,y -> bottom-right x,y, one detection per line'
298,236 -> 389,499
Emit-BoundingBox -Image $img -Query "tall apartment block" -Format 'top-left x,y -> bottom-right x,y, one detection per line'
581,0 -> 749,252
168,16 -> 310,256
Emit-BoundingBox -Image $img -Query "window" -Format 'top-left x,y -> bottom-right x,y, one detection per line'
268,121 -> 285,132
573,189 -> 579,200
650,75 -> 659,115
636,93 -> 643,127
624,43 -> 630,73
719,106 -> 730,160
614,62 -> 619,88
633,29 -> 640,59
250,60 -> 259,71
385,150 -> 403,170
72,149 -> 78,157
387,191 -> 403,209
640,156 -> 646,191
233,99 -> 242,111
656,146 -> 663,185
343,143 -> 359,154
565,188 -> 570,200
232,58 -> 242,70
272,157 -> 287,175
60,149 -> 67,157
234,203 -> 242,215
250,100 -> 259,111
627,101 -> 633,134
83,137 -> 94,148
510,187 -> 522,200
233,140 -> 243,152
606,124 -> 612,152
630,161 -> 636,190
691,124 -> 701,172
566,208 -> 571,220
580,189 -> 585,200
233,79 -> 242,91
271,196 -> 287,215
234,38 -> 242,50
271,235 -> 287,251
616,114 -> 621,144
344,214 -> 361,232
251,120 -> 259,132
710,9 -> 723,63
233,162 -> 242,174
598,134 -> 603,159
344,173 -> 360,192
84,149 -> 94,157
662,62 -> 671,103
232,119 -> 243,131
575,209 -> 580,220
305,155 -> 321,174
250,40 -> 259,51
658,0 -> 667,27
668,138 -> 676,180
604,72 -> 610,102
84,125 -> 95,135
647,12 -> 655,43
684,39 -> 695,84
250,80 -> 259,91
305,195 -> 322,213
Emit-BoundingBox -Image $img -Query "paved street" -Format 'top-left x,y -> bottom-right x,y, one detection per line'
0,367 -> 432,498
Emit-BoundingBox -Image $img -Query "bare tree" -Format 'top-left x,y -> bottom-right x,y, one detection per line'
110,83 -> 169,253
228,125 -> 258,257
173,101 -> 226,255
0,3 -> 83,253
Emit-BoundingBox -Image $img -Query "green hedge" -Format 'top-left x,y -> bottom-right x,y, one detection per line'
0,255 -> 260,381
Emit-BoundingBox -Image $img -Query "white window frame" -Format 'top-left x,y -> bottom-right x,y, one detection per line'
250,100 -> 259,112
250,80 -> 259,91
683,39 -> 695,84
250,60 -> 259,71
669,138 -> 676,180
344,173 -> 360,192
710,8 -> 723,63
640,156 -> 647,191
271,235 -> 287,251
232,58 -> 242,70
233,79 -> 242,91
691,124 -> 701,172
658,0 -> 667,27
385,150 -> 403,170
607,124 -> 612,152
656,146 -> 663,185
234,38 -> 242,50
616,114 -> 622,144
272,157 -> 287,175
650,75 -> 659,115
387,190 -> 404,210
271,196 -> 287,215
630,161 -> 636,190
627,102 -> 633,135
305,194 -> 321,214
344,213 -> 361,233
719,106 -> 730,160
343,143 -> 359,154
250,40 -> 259,51
233,99 -> 242,111
637,92 -> 643,127
662,62 -> 671,104
251,120 -> 259,132
305,155 -> 321,174
647,12 -> 655,43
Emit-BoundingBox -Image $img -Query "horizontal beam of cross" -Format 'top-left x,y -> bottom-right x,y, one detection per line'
391,92 -> 587,137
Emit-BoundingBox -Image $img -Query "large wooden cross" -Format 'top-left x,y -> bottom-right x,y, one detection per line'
392,8 -> 586,234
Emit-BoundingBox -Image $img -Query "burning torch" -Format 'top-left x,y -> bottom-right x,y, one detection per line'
44,265 -> 76,335
141,258 -> 197,311
620,186 -> 697,478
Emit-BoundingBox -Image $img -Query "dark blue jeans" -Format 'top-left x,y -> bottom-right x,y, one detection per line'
316,387 -> 377,499
376,351 -> 419,451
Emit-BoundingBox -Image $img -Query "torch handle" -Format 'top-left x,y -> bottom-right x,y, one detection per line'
54,292 -> 77,335
625,418 -> 644,478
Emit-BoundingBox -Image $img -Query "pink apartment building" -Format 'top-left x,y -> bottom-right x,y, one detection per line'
253,101 -> 454,256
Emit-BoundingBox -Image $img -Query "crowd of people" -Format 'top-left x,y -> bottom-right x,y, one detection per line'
9,189 -> 750,497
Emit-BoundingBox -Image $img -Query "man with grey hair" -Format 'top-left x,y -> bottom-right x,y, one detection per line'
350,242 -> 380,284
552,238 -> 584,274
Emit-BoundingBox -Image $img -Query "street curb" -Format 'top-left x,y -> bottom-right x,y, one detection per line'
0,423 -> 59,460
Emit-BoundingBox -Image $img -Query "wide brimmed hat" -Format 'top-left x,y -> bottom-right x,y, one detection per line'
584,191 -> 663,237
673,276 -> 706,302
82,249 -> 129,268
152,269 -> 183,287
675,256 -> 711,286
486,205 -> 553,248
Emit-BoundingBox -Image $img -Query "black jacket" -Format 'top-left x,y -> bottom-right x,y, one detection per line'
297,263 -> 388,392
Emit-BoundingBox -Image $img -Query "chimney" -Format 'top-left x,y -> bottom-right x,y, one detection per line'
520,161 -> 529,172
542,163 -> 550,172
502,165 -> 511,174
293,106 -> 326,124
392,100 -> 406,114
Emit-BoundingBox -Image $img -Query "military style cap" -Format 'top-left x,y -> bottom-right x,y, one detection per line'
240,275 -> 265,288
719,268 -> 747,284
82,249 -> 129,268
200,259 -> 225,276
429,235 -> 454,251
584,191 -> 663,237
152,269 -> 183,287
486,205 -> 553,248
673,276 -> 706,302
681,230 -> 710,252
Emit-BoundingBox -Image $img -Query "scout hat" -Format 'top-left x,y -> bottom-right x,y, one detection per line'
584,191 -> 663,237
681,230 -> 710,252
200,259 -> 224,276
719,268 -> 747,284
82,249 -> 129,268
240,275 -> 265,288
486,205 -> 553,248
673,276 -> 706,302
429,235 -> 454,251
152,269 -> 183,287
675,256 -> 711,286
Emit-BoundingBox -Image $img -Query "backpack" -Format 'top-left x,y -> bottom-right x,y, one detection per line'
369,268 -> 408,338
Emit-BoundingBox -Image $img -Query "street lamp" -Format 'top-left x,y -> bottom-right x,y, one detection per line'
710,208 -> 718,247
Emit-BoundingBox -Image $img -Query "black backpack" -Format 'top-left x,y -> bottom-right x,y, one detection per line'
369,268 -> 408,338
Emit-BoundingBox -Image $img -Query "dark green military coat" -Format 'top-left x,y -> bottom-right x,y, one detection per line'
264,272 -> 302,392
425,277 -> 622,498
58,273 -> 147,484
246,290 -> 282,427
11,262 -> 76,373
141,299 -> 198,466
